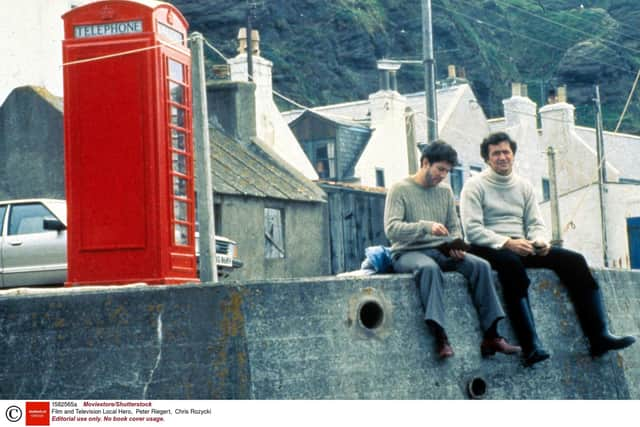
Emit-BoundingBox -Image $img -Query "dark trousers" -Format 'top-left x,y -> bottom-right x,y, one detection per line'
468,245 -> 600,344
468,245 -> 598,301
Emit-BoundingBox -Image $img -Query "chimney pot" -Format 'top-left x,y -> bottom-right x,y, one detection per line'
557,85 -> 567,103
237,27 -> 247,54
250,29 -> 260,56
448,65 -> 456,79
390,70 -> 398,91
511,82 -> 528,97
376,60 -> 401,92
511,82 -> 521,97
237,28 -> 260,55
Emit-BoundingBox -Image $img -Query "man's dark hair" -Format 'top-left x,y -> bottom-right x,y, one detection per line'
480,132 -> 518,161
420,140 -> 459,166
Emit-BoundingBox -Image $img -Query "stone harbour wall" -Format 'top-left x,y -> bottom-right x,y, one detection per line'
0,268 -> 638,399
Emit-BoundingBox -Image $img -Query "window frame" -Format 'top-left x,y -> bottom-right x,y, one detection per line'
264,207 -> 286,259
7,202 -> 58,236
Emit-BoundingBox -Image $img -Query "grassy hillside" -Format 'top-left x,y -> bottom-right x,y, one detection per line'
174,0 -> 640,134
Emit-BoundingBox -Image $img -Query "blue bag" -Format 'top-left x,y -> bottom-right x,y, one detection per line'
364,246 -> 393,273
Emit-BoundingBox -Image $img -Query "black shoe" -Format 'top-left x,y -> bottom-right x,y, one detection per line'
573,288 -> 636,357
505,295 -> 550,367
590,334 -> 636,357
523,348 -> 551,367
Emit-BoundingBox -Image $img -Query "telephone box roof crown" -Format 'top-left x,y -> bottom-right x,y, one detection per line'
70,0 -> 175,12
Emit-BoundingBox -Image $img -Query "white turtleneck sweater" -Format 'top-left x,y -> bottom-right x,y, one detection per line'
460,168 -> 547,249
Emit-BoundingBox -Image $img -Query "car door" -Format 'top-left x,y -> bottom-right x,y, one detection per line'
0,204 -> 7,287
1,202 -> 67,287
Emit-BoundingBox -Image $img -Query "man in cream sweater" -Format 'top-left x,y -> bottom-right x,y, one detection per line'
384,141 -> 520,359
460,131 -> 635,366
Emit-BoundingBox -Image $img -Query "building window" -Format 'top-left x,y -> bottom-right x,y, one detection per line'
470,165 -> 482,176
214,203 -> 222,234
306,139 -> 336,179
264,208 -> 285,259
450,167 -> 464,198
375,168 -> 386,188
542,178 -> 550,202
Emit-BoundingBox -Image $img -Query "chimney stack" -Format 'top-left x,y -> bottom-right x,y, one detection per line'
237,27 -> 260,56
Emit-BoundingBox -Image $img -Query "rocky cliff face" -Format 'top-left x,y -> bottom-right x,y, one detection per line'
173,0 -> 640,133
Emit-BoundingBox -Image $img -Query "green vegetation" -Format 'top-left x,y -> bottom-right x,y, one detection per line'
176,0 -> 640,134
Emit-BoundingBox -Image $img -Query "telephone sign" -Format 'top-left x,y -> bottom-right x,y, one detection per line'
74,20 -> 143,38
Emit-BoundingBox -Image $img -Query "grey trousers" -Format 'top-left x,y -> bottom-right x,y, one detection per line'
392,248 -> 505,332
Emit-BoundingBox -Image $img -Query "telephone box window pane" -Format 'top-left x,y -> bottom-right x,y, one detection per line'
174,223 -> 189,245
173,152 -> 187,174
169,82 -> 184,105
173,176 -> 187,197
168,59 -> 184,82
171,106 -> 185,127
174,200 -> 187,221
158,22 -> 184,45
171,129 -> 186,151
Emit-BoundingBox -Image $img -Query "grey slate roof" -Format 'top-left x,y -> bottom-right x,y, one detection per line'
281,85 -> 467,127
288,109 -> 370,130
210,127 -> 326,203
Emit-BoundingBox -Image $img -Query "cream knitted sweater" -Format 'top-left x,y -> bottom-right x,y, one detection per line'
460,168 -> 547,249
384,177 -> 461,256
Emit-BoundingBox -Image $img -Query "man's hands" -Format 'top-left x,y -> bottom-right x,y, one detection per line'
532,240 -> 551,256
503,238 -> 535,256
503,238 -> 550,256
431,224 -> 466,259
431,222 -> 449,236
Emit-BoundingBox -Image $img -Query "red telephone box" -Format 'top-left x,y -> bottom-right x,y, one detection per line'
62,0 -> 198,285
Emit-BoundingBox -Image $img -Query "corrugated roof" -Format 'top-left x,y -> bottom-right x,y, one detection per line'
317,180 -> 387,194
210,127 -> 326,203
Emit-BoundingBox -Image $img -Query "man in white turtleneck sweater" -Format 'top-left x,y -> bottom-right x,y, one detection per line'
460,131 -> 635,367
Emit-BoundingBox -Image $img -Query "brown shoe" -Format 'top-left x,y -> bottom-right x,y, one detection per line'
481,337 -> 521,357
437,338 -> 454,359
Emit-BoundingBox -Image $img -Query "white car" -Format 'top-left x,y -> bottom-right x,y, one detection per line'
0,199 -> 241,287
0,199 -> 67,287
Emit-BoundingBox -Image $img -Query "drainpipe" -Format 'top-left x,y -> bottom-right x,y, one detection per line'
421,0 -> 438,143
594,85 -> 609,267
546,147 -> 563,247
